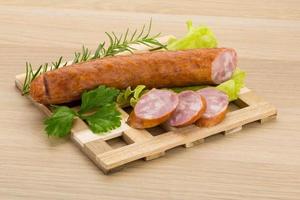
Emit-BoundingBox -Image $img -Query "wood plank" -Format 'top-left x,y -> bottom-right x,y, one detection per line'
223,126 -> 243,135
118,108 -> 153,144
84,139 -> 112,162
118,105 -> 164,160
238,89 -> 267,106
97,101 -> 277,171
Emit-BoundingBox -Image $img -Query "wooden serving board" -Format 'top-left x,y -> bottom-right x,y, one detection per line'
15,36 -> 277,174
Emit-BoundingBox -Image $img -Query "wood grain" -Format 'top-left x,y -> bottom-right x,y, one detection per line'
1,1 -> 300,199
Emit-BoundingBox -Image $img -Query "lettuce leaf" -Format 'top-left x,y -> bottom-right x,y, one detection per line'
216,68 -> 246,101
167,20 -> 218,50
117,85 -> 148,108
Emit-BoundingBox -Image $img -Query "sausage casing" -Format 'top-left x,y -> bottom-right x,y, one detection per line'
30,48 -> 237,104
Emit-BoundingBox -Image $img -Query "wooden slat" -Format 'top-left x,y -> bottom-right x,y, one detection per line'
96,101 -> 277,171
97,131 -> 182,170
184,139 -> 204,148
118,109 -> 154,143
123,128 -> 153,144
223,126 -> 242,135
83,139 -> 113,174
260,114 -> 277,124
84,139 -> 112,162
118,105 -> 164,160
237,88 -> 267,106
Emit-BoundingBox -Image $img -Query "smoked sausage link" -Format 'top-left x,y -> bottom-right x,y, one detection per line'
30,48 -> 237,104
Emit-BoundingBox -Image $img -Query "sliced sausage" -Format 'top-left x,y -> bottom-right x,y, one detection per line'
195,88 -> 229,127
167,91 -> 206,127
212,48 -> 237,84
30,48 -> 237,104
127,89 -> 179,129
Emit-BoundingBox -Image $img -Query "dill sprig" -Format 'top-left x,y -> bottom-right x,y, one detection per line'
22,20 -> 165,95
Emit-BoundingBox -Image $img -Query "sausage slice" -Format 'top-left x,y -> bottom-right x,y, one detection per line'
167,91 -> 206,127
127,89 -> 179,129
195,88 -> 229,127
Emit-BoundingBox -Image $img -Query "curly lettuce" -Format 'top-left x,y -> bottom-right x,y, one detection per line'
216,68 -> 246,101
167,20 -> 218,50
117,85 -> 148,108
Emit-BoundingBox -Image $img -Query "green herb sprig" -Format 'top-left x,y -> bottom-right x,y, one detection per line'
44,86 -> 121,137
22,20 -> 166,95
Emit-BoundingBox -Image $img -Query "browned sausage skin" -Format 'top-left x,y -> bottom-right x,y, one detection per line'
29,75 -> 48,104
196,109 -> 227,127
30,48 -> 237,105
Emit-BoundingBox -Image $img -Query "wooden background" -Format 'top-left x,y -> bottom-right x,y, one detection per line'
1,1 -> 300,199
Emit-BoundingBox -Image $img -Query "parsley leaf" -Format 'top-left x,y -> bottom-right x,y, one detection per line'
44,106 -> 77,137
79,86 -> 119,113
44,86 -> 122,137
81,103 -> 121,133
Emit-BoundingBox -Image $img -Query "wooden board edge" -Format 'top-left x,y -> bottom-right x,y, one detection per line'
95,102 -> 277,171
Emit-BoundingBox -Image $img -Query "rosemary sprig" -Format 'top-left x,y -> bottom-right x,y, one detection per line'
21,20 -> 166,95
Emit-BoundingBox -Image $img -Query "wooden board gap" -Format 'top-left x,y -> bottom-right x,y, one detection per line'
228,102 -> 242,112
204,132 -> 226,142
122,107 -> 133,115
233,98 -> 250,108
146,126 -> 167,136
106,136 -> 128,149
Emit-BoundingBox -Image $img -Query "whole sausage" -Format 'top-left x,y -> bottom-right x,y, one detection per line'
195,88 -> 229,127
127,89 -> 178,129
30,48 -> 237,104
167,91 -> 206,127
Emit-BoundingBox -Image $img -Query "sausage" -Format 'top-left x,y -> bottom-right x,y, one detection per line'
167,91 -> 206,127
127,89 -> 178,129
30,48 -> 237,105
195,88 -> 229,127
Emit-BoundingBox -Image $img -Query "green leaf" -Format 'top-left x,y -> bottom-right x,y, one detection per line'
117,85 -> 147,108
216,68 -> 246,101
167,20 -> 218,50
81,104 -> 121,133
79,86 -> 120,113
44,106 -> 77,137
124,86 -> 134,99
133,85 -> 146,99
130,85 -> 147,107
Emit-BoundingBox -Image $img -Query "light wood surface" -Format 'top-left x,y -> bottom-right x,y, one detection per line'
1,1 -> 300,199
